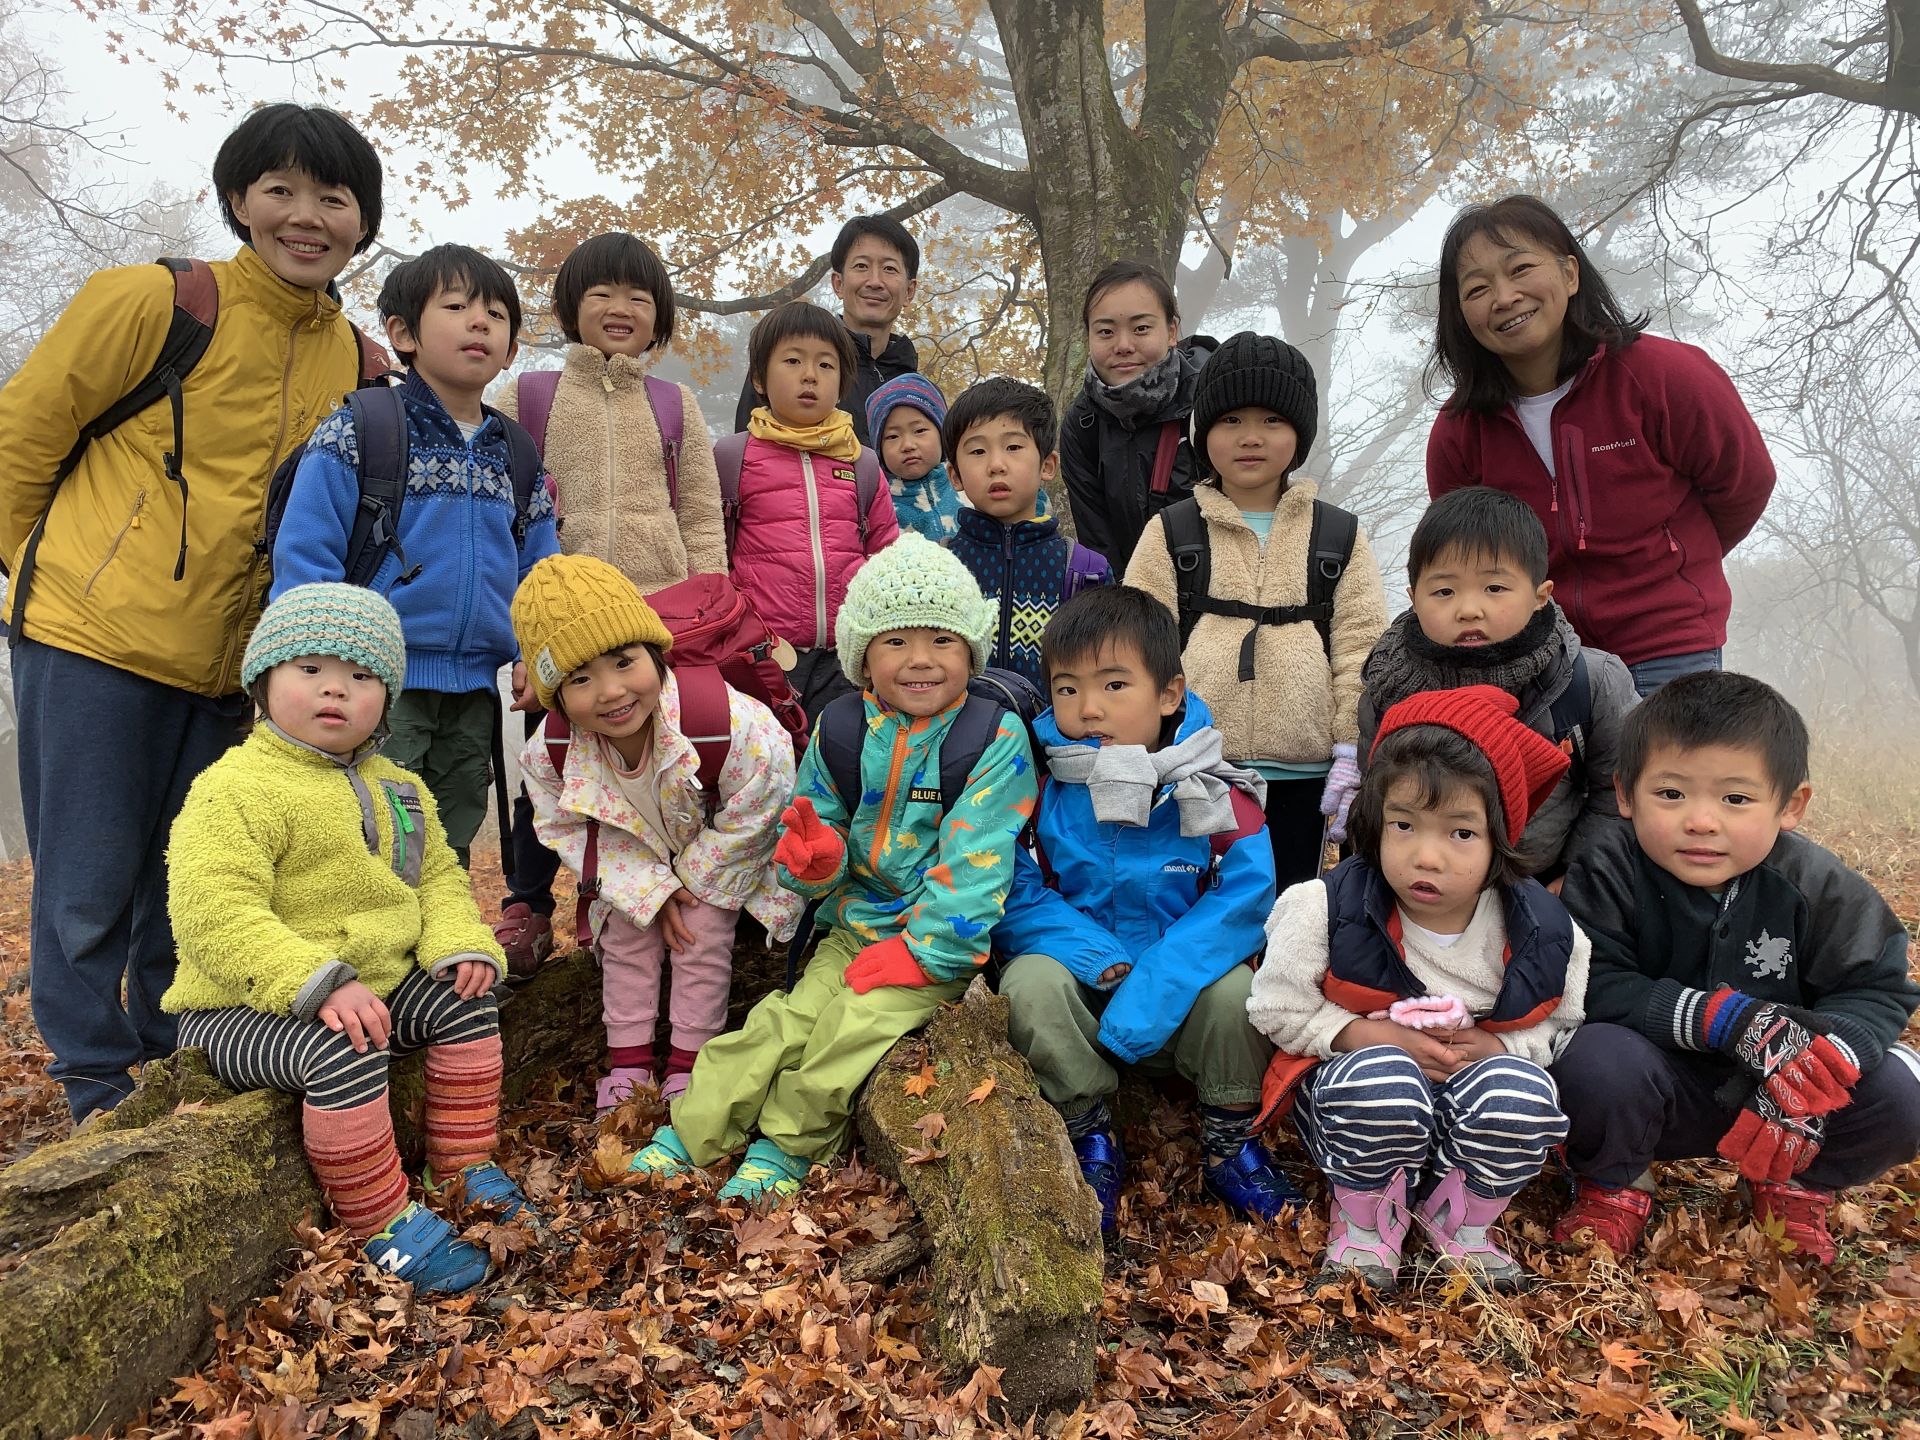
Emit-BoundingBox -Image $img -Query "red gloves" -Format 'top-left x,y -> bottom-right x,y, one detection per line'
774,797 -> 845,884
1703,991 -> 1859,1118
1718,1091 -> 1825,1183
844,935 -> 933,994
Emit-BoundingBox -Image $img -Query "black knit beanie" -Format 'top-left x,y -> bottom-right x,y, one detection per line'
1190,331 -> 1318,475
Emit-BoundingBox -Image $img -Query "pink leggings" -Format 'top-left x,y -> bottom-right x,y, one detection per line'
598,898 -> 739,1054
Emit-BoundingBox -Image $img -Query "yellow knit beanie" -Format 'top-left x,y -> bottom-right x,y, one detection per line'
511,555 -> 674,710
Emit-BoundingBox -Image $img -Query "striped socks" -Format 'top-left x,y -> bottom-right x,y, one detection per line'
424,1035 -> 503,1178
302,1097 -> 409,1238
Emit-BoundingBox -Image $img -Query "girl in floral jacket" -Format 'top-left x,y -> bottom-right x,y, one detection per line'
511,555 -> 800,1110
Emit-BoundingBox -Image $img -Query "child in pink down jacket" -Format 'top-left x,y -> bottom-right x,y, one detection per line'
512,556 -> 800,1110
724,300 -> 899,721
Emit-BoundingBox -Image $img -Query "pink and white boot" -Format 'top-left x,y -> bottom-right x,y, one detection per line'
1412,1169 -> 1528,1289
596,1066 -> 653,1115
1319,1169 -> 1412,1292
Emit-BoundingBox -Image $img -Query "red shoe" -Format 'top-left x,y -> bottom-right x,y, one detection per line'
1748,1181 -> 1836,1265
494,902 -> 554,979
1552,1178 -> 1654,1255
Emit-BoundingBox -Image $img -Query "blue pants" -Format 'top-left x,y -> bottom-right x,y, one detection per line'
14,639 -> 245,1119
1627,647 -> 1721,697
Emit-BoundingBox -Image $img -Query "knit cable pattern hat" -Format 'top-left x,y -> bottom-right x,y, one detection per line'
511,554 -> 674,711
1190,330 -> 1318,476
242,583 -> 407,700
1371,684 -> 1570,840
865,373 -> 949,451
836,532 -> 995,681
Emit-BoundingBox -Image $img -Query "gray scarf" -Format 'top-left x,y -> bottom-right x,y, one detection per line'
1362,603 -> 1567,716
1082,346 -> 1186,428
1046,727 -> 1266,835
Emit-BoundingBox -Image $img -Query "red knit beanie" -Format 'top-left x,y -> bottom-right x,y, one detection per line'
1370,685 -> 1570,840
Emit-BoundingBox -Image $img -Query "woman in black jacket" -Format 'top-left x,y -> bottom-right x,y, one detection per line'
1060,259 -> 1216,574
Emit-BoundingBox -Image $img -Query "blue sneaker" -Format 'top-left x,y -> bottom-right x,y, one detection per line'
1205,1139 -> 1307,1222
1072,1130 -> 1125,1235
717,1138 -> 811,1208
628,1123 -> 695,1178
365,1201 -> 492,1294
451,1161 -> 529,1219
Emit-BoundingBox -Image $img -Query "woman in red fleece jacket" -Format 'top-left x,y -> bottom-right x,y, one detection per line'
1424,196 -> 1774,695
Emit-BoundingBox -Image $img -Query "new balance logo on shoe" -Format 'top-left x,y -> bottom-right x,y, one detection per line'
374,1245 -> 414,1274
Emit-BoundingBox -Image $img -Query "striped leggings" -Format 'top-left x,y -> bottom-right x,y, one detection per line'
177,967 -> 500,1110
1294,1045 -> 1568,1198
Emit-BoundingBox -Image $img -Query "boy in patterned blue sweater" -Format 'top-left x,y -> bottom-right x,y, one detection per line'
272,244 -> 558,865
944,378 -> 1111,686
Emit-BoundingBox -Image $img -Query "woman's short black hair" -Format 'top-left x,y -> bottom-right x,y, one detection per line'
1426,194 -> 1647,415
1347,724 -> 1529,891
377,244 -> 522,362
212,104 -> 383,255
1041,584 -> 1184,693
1081,258 -> 1179,330
551,233 -> 675,348
747,300 -> 858,402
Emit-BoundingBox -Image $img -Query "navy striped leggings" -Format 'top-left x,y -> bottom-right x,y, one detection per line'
177,967 -> 499,1111
1294,1045 -> 1567,1198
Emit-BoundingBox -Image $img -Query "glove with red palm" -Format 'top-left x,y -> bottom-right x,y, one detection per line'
773,797 -> 846,885
1717,1088 -> 1826,1183
1698,989 -> 1858,1119
843,935 -> 934,994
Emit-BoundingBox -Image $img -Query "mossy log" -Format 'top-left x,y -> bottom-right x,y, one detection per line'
856,977 -> 1103,1418
0,952 -> 605,1440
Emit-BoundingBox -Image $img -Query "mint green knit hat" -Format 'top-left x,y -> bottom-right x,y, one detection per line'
242,583 -> 407,700
836,533 -> 995,680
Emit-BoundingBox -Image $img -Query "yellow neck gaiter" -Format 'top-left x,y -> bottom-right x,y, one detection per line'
748,405 -> 861,463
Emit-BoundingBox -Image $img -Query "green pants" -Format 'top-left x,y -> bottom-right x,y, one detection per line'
384,689 -> 496,868
1000,954 -> 1271,1119
671,926 -> 967,1165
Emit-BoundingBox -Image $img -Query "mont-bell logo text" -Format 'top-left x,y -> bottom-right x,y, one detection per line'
1161,859 -> 1202,877
1591,438 -> 1638,454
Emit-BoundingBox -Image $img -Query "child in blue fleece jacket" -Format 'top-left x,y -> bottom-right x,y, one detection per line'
994,585 -> 1296,1235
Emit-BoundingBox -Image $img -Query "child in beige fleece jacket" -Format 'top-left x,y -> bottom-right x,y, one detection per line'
1125,332 -> 1388,889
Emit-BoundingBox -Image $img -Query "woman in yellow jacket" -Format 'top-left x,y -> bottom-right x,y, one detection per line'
0,104 -> 384,1122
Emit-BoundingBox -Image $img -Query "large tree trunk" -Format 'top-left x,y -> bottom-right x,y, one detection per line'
856,977 -> 1103,1418
0,954 -> 605,1440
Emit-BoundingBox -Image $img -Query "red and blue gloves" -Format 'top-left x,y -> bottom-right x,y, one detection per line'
1697,989 -> 1859,1119
1719,1091 -> 1824,1183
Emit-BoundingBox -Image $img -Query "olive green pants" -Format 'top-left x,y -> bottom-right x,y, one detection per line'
383,689 -> 497,868
670,926 -> 967,1165
1000,954 -> 1270,1120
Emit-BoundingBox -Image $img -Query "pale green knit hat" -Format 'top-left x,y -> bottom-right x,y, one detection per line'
836,533 -> 995,680
242,583 -> 407,700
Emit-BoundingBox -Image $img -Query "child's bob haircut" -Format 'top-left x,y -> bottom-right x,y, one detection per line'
747,300 -> 858,402
831,215 -> 921,279
213,104 -> 383,255
378,244 -> 523,364
551,232 -> 675,348
1042,584 -> 1183,694
943,376 -> 1057,465
1427,194 -> 1648,416
1348,725 -> 1530,890
1616,670 -> 1809,802
1081,258 -> 1179,330
1407,487 -> 1550,587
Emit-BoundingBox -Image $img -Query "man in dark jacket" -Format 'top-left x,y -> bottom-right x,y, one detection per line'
1552,672 -> 1920,1267
733,215 -> 920,444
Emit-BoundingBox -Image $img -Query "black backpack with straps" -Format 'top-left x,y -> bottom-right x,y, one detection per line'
1161,494 -> 1358,682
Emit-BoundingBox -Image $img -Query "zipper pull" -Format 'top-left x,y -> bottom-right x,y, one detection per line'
1577,521 -> 1588,552
1549,481 -> 1560,515
602,373 -> 615,394
1663,525 -> 1678,554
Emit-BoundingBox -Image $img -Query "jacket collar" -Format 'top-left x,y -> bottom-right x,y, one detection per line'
555,671 -> 701,826
257,717 -> 381,770
398,367 -> 501,445
229,243 -> 345,331
564,342 -> 656,390
954,503 -> 1059,547
1192,474 -> 1318,527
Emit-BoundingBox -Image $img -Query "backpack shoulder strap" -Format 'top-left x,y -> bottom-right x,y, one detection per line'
1211,786 -> 1269,863
1148,419 -> 1182,496
1547,651 -> 1592,758
1064,542 -> 1108,598
938,693 -> 1006,813
1304,499 -> 1358,658
341,387 -> 412,589
852,447 -> 883,550
813,691 -> 867,816
713,431 -> 749,556
517,370 -> 561,455
542,707 -> 574,774
674,667 -> 733,798
492,410 -> 543,546
1160,497 -> 1209,647
643,375 -> 685,509
352,326 -> 395,385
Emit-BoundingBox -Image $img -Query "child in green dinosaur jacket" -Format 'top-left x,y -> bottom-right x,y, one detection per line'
163,583 -> 527,1294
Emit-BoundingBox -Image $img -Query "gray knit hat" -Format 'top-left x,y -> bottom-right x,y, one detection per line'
1190,330 -> 1318,476
242,583 -> 407,700
836,533 -> 995,681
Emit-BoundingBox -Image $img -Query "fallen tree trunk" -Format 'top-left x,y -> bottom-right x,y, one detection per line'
0,952 -> 605,1440
856,977 -> 1103,1418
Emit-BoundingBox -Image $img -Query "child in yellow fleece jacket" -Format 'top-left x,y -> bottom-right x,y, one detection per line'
164,584 -> 524,1295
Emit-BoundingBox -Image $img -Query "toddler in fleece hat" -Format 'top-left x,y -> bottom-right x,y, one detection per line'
867,373 -> 961,541
509,554 -> 800,1111
1246,685 -> 1590,1294
164,583 -> 526,1296
628,534 -> 1038,1208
